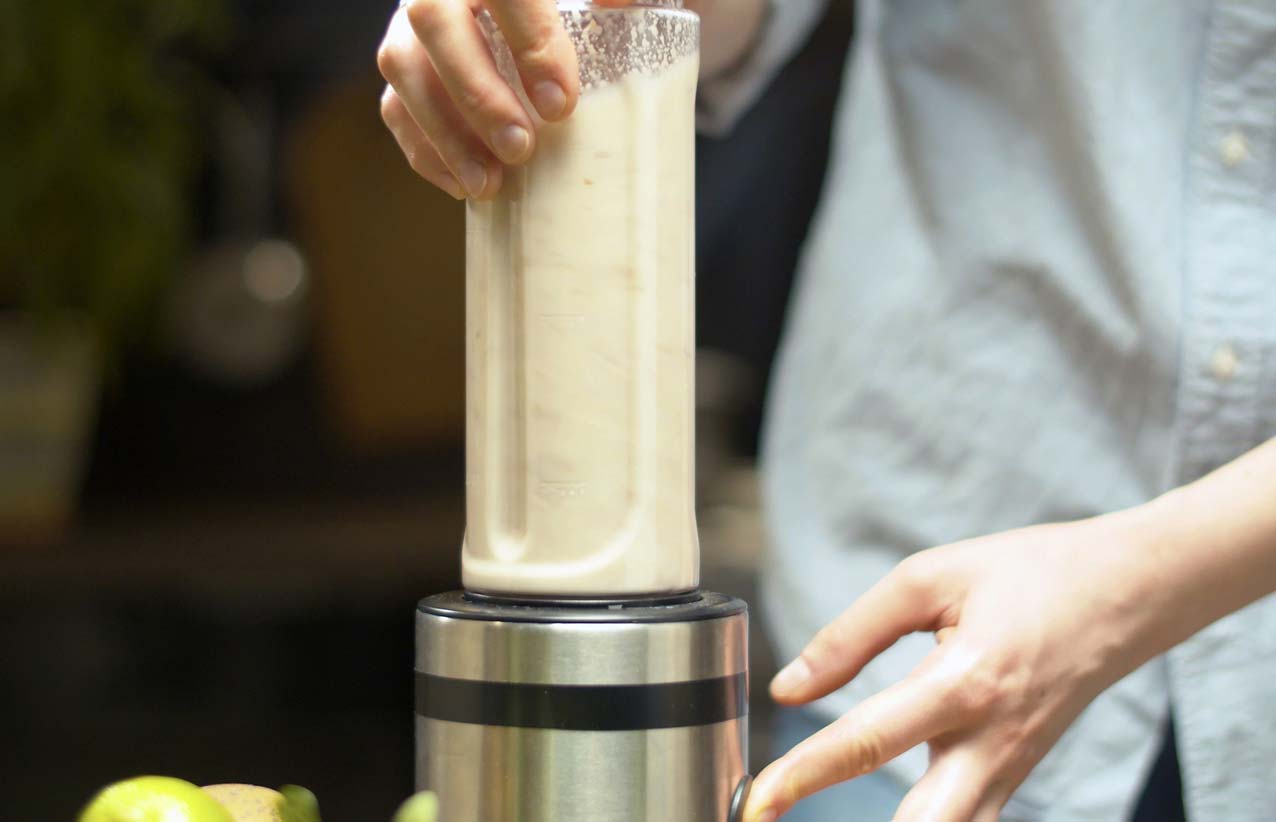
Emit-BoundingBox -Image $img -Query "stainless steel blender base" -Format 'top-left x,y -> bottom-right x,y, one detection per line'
415,591 -> 750,822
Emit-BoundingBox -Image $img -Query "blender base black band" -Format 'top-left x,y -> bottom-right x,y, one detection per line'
415,672 -> 748,731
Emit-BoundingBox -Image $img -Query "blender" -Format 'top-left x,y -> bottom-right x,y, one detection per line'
414,2 -> 752,819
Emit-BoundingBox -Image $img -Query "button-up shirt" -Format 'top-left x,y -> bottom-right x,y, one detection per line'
700,2 -> 1276,819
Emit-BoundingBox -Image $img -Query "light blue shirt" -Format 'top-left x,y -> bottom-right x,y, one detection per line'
701,2 -> 1276,819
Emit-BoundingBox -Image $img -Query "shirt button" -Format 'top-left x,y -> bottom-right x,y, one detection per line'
1219,131 -> 1250,167
1210,344 -> 1240,381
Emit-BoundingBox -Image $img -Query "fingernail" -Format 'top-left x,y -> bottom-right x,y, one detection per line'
457,160 -> 488,199
771,658 -> 811,697
532,81 -> 568,120
491,124 -> 531,164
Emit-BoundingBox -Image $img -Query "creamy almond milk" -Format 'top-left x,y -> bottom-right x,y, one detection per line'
462,56 -> 700,598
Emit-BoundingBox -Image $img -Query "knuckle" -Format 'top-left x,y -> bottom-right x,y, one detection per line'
404,0 -> 443,32
379,88 -> 398,123
832,723 -> 886,780
892,553 -> 934,594
455,78 -> 501,117
511,28 -> 559,73
376,42 -> 401,82
946,657 -> 1005,718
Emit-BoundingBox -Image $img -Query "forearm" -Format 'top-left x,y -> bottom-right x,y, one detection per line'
690,0 -> 768,78
1121,437 -> 1276,662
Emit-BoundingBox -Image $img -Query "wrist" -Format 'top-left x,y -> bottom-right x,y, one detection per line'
1105,478 -> 1269,665
1081,501 -> 1193,680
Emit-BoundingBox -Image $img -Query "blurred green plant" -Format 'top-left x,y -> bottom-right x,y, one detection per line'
0,0 -> 226,358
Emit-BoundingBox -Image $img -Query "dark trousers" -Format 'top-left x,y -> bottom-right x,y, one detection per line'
1130,717 -> 1187,822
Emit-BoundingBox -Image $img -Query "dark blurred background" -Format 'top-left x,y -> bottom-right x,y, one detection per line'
0,1 -> 852,818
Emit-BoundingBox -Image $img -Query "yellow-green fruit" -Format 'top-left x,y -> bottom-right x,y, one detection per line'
199,785 -> 287,822
80,776 -> 234,822
392,791 -> 438,822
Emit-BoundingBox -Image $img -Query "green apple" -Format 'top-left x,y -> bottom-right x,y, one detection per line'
80,776 -> 234,822
392,791 -> 438,822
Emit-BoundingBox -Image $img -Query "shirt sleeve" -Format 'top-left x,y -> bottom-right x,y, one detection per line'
696,0 -> 830,136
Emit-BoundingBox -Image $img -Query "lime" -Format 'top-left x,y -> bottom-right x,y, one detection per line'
277,785 -> 320,822
80,776 -> 234,822
392,791 -> 439,822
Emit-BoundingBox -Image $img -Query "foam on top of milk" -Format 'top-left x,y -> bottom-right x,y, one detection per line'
462,56 -> 700,598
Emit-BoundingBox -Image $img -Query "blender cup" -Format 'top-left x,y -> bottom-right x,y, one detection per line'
462,0 -> 702,599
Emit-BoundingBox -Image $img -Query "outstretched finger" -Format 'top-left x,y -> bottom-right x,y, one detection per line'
771,553 -> 961,705
745,667 -> 962,822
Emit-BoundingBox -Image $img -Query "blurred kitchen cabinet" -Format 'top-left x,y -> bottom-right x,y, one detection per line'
287,77 -> 465,453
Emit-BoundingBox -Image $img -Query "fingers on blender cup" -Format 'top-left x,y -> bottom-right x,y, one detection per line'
402,0 -> 537,165
380,87 -> 466,198
412,67 -> 504,198
482,0 -> 580,120
378,7 -> 502,198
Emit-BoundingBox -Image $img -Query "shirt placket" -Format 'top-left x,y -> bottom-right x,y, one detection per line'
1166,2 -> 1276,820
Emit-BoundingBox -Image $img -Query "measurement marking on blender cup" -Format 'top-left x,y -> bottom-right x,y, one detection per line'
536,312 -> 586,329
537,480 -> 587,500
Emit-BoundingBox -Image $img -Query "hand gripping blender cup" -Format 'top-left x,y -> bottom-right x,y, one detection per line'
414,2 -> 751,820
